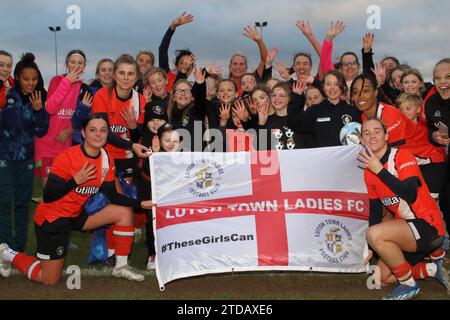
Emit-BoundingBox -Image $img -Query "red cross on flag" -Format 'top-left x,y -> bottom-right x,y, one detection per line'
150,146 -> 369,289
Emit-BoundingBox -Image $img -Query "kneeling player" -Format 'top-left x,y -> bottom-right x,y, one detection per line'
358,118 -> 449,300
0,114 -> 153,284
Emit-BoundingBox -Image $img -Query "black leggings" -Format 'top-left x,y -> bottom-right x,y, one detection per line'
145,210 -> 156,256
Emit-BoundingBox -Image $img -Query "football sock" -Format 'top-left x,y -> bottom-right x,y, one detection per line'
391,261 -> 416,287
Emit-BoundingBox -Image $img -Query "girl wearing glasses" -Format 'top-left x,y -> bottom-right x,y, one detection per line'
166,67 -> 207,151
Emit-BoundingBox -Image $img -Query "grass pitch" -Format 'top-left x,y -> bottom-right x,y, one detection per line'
0,178 -> 449,300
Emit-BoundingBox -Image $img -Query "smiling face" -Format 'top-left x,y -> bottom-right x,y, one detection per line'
17,68 -> 38,95
270,87 -> 289,111
252,89 -> 271,110
434,62 -> 450,100
217,80 -> 236,104
66,54 -> 86,74
82,118 -> 108,150
351,78 -> 378,116
173,81 -> 193,108
229,55 -> 247,79
147,72 -> 168,98
161,130 -> 181,152
0,54 -> 13,82
391,69 -> 404,91
340,54 -> 359,81
401,74 -> 423,95
114,63 -> 138,92
293,55 -> 312,77
360,119 -> 388,155
323,74 -> 342,104
97,61 -> 113,86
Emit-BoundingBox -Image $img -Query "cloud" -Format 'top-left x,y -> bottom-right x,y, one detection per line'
3,0 -> 448,84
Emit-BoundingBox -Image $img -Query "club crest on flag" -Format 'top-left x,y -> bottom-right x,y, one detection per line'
326,227 -> 343,254
185,159 -> 224,198
316,219 -> 353,264
195,166 -> 213,189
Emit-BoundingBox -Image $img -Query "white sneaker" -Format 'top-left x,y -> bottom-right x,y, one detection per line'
146,255 -> 156,271
0,243 -> 12,278
112,264 -> 144,282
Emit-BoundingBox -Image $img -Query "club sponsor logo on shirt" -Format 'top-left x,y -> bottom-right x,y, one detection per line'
57,108 -> 75,118
381,196 -> 399,206
315,219 -> 353,264
110,124 -> 128,134
398,161 -> 416,171
185,159 -> 224,198
386,119 -> 401,133
75,186 -> 100,195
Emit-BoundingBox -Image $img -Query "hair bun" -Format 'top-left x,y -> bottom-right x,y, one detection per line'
21,52 -> 35,63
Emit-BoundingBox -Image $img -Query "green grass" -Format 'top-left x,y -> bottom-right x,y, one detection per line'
0,177 -> 449,300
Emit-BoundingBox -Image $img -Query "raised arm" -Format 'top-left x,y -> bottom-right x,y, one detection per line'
192,67 -> 207,119
320,21 -> 345,75
158,12 -> 194,72
262,48 -> 279,82
362,33 -> 375,76
296,20 -> 322,56
243,25 -> 268,80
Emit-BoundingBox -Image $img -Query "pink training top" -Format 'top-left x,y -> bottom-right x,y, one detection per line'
34,75 -> 82,159
320,39 -> 335,75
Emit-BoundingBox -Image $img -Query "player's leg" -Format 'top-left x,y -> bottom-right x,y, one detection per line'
82,204 -> 144,281
367,219 -> 420,300
376,258 -> 398,286
0,218 -> 69,285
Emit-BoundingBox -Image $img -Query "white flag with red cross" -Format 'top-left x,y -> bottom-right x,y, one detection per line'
150,146 -> 369,289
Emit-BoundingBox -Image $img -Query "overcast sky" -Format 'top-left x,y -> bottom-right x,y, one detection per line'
2,0 -> 449,85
